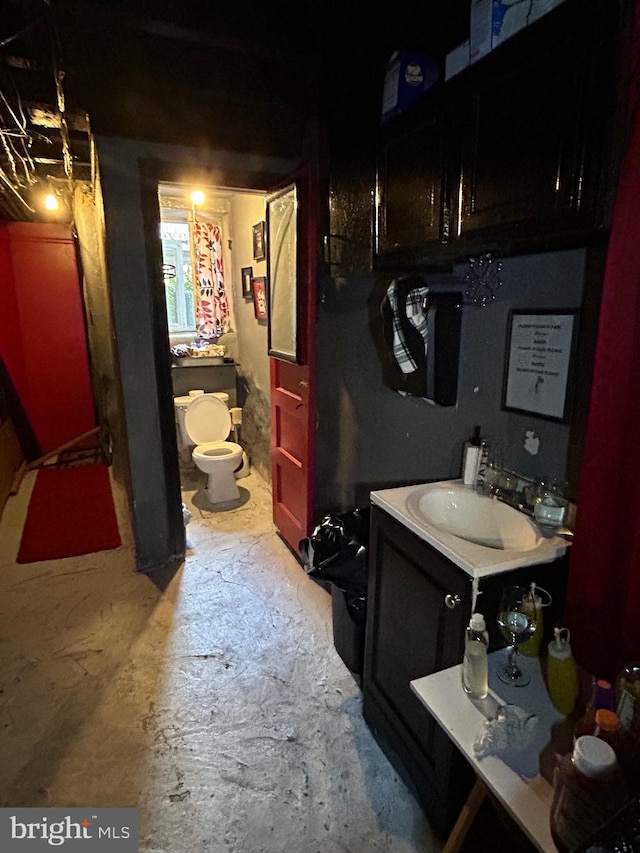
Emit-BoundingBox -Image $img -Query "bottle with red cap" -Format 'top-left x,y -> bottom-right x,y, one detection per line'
573,677 -> 615,742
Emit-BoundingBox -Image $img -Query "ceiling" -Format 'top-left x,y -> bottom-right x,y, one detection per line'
0,0 -> 471,222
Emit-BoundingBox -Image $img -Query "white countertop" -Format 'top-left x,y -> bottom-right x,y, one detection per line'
370,480 -> 568,578
411,649 -> 564,852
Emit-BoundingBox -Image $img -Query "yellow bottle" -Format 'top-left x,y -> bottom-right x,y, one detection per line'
520,582 -> 548,657
547,627 -> 579,715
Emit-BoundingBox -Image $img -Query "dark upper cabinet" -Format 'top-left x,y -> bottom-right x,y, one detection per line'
375,0 -> 625,269
376,90 -> 448,264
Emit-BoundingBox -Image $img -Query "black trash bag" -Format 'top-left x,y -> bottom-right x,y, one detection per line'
299,508 -> 370,596
343,592 -> 366,625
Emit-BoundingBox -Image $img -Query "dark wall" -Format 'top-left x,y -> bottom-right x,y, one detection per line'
95,135 -> 297,572
315,248 -> 593,515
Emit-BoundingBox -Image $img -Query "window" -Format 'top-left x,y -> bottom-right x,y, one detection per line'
160,215 -> 195,333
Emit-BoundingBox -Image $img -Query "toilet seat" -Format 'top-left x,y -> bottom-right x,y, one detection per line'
193,440 -> 243,459
184,394 -> 231,444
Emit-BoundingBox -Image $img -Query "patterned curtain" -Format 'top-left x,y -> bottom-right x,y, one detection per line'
192,219 -> 233,336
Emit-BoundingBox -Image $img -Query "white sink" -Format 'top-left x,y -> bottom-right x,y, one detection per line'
406,483 -> 541,551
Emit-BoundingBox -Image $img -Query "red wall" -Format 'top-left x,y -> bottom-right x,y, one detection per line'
0,222 -> 95,454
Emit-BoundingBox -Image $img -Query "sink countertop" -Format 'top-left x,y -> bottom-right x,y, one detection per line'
370,480 -> 568,579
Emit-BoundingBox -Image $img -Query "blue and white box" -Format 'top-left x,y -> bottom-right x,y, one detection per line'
381,50 -> 440,121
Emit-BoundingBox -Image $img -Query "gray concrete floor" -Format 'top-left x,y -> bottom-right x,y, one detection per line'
0,465 -> 440,852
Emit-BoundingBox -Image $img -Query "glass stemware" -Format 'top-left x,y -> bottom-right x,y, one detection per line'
496,584 -> 538,686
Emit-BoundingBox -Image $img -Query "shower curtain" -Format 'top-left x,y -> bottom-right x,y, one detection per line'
192,219 -> 232,337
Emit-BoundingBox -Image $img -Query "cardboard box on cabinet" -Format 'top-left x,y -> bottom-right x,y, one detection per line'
470,0 -> 569,65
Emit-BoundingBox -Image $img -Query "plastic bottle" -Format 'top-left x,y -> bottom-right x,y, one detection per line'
462,612 -> 489,699
462,425 -> 482,486
550,735 -> 629,853
615,661 -> 640,793
615,661 -> 640,732
573,677 -> 615,742
547,627 -> 579,715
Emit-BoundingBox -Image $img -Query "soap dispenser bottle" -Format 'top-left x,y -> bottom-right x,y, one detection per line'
462,425 -> 482,486
547,627 -> 579,715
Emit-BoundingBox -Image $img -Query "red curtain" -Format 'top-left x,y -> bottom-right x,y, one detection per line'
566,1 -> 640,681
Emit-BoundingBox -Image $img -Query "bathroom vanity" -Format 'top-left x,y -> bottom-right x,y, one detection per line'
362,481 -> 569,837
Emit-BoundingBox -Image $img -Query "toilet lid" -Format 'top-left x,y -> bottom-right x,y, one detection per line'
184,394 -> 231,444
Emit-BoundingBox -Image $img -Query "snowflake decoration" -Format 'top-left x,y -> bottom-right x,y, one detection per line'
465,254 -> 503,306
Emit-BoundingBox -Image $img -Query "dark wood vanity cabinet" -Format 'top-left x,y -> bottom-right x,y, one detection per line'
362,505 -> 568,837
375,0 -> 624,269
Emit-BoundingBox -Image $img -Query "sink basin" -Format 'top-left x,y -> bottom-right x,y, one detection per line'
406,484 -> 541,551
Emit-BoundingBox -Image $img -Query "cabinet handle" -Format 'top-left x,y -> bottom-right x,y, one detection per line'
444,594 -> 461,609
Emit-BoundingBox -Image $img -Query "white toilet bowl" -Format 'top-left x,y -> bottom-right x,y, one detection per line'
183,394 -> 243,505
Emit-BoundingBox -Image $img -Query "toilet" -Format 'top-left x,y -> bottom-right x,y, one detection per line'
174,392 -> 248,505
174,391 -> 229,466
183,393 -> 243,504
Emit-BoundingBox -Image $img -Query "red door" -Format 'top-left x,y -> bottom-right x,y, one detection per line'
0,222 -> 95,455
268,165 -> 317,554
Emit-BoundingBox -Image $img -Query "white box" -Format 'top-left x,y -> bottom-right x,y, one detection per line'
469,0 -> 493,64
445,41 -> 470,81
528,0 -> 567,25
471,0 -> 568,64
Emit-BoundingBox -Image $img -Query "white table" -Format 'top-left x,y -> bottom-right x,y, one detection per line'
411,649 -> 565,852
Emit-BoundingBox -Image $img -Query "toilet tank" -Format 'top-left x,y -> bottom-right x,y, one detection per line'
171,363 -> 237,406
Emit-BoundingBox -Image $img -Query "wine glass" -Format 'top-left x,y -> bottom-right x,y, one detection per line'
496,585 -> 537,686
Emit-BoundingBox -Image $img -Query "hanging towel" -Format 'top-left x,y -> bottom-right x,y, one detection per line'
382,276 -> 430,374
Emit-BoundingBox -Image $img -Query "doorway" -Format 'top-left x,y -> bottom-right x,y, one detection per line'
156,181 -> 273,488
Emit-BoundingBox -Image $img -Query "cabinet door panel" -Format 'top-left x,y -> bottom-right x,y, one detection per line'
377,104 -> 444,253
363,508 -> 473,835
458,48 -> 582,238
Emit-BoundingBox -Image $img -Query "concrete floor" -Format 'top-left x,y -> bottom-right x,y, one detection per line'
0,465 -> 440,852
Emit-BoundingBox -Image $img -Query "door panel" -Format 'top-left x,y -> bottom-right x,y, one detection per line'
269,166 -> 317,554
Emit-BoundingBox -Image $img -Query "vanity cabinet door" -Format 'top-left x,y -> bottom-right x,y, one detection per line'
362,507 -> 475,836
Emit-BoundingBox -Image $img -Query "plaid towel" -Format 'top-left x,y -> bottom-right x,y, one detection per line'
385,281 -> 430,374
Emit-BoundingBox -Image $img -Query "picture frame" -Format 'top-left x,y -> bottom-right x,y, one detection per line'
502,309 -> 579,423
252,221 -> 266,261
252,276 -> 268,320
241,266 -> 253,299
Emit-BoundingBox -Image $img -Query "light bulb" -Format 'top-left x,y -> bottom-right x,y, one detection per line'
44,193 -> 59,211
190,190 -> 205,206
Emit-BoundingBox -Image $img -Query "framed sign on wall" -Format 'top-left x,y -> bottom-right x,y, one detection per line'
502,309 -> 579,423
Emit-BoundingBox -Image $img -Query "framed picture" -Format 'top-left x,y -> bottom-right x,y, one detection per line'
502,309 -> 579,422
252,221 -> 266,261
252,276 -> 268,320
241,266 -> 253,299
